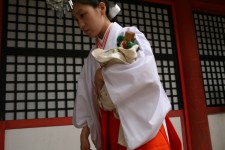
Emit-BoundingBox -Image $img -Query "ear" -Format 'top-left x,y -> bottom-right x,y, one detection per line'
98,2 -> 107,15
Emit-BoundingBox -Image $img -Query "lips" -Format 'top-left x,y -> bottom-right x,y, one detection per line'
84,29 -> 93,36
82,29 -> 95,37
82,28 -> 88,33
84,29 -> 89,33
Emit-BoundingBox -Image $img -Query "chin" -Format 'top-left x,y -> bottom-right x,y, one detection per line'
88,34 -> 96,38
84,32 -> 96,38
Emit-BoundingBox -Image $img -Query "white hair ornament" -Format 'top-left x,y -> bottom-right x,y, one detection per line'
109,4 -> 121,20
46,0 -> 73,18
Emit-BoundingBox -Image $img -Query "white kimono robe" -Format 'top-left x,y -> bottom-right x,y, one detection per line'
73,22 -> 171,150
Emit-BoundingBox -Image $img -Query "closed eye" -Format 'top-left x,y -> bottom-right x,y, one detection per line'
79,13 -> 86,18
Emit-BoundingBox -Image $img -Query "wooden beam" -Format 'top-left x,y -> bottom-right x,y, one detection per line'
173,0 -> 212,149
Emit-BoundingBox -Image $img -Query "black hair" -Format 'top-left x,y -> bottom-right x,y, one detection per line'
73,0 -> 110,19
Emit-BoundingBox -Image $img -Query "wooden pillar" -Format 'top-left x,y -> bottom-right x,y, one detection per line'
173,0 -> 212,149
0,0 -> 4,150
0,122 -> 5,150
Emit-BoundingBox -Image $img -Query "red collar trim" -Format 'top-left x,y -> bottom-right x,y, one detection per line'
96,25 -> 112,48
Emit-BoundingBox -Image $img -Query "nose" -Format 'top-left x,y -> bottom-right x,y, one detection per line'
77,19 -> 85,30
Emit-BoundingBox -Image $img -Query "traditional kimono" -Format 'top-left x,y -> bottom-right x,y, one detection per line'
73,22 -> 181,150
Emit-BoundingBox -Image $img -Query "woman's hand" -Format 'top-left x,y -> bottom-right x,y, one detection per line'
95,67 -> 104,96
80,126 -> 91,150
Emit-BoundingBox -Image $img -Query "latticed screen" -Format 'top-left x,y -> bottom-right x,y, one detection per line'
0,0 -> 182,120
194,12 -> 225,106
6,0 -> 94,50
5,55 -> 82,120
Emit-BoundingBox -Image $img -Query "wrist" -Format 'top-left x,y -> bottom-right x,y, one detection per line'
81,126 -> 90,139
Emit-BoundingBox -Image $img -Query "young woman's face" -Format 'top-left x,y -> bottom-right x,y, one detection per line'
72,3 -> 105,38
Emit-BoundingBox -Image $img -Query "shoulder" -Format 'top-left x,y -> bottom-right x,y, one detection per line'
122,26 -> 152,52
81,47 -> 99,74
111,23 -> 153,55
112,22 -> 145,39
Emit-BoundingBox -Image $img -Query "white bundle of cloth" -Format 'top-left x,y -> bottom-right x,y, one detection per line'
92,44 -> 139,111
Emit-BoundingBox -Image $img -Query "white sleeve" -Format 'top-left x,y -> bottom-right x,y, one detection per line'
102,27 -> 171,149
72,54 -> 102,149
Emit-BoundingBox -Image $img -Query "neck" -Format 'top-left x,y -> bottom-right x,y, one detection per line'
98,20 -> 111,39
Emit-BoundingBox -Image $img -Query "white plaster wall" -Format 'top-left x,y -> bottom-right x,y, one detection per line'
208,113 -> 225,150
5,117 -> 183,150
5,126 -> 95,150
170,117 -> 184,150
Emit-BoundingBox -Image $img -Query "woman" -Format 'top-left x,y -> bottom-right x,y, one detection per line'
72,0 -> 181,150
